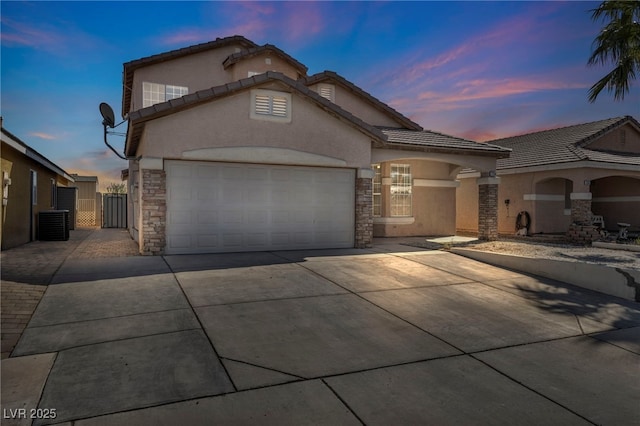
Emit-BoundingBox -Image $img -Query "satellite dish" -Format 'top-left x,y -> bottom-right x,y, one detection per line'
99,102 -> 115,128
99,102 -> 126,160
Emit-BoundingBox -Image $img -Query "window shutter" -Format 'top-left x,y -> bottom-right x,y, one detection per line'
250,89 -> 291,123
255,94 -> 271,115
319,84 -> 334,102
271,96 -> 288,117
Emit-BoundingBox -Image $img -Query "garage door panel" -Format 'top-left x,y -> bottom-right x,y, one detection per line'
169,211 -> 192,225
248,211 -> 268,224
197,211 -> 218,225
196,165 -> 219,179
166,161 -> 355,254
222,210 -> 244,224
197,234 -> 218,248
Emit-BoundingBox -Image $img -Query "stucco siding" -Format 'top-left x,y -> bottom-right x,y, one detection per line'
130,45 -> 241,113
230,55 -> 301,81
308,83 -> 401,128
137,89 -> 372,167
457,168 -> 640,236
374,160 -> 457,237
456,177 -> 479,234
1,143 -> 69,249
592,176 -> 640,229
587,124 -> 640,154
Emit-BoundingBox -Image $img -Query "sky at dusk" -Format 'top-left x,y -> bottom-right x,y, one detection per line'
1,1 -> 639,189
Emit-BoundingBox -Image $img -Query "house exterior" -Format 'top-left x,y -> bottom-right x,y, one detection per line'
1,120 -> 75,250
456,116 -> 640,242
121,35 -> 510,255
70,175 -> 101,227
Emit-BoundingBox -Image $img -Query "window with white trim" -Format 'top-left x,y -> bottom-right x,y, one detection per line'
250,89 -> 291,123
390,164 -> 411,216
143,82 -> 188,108
318,84 -> 335,102
372,164 -> 381,217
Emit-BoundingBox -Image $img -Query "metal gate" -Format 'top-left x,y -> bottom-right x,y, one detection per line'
57,187 -> 78,229
103,194 -> 127,228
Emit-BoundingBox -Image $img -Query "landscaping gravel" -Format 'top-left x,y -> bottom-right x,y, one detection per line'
461,240 -> 640,271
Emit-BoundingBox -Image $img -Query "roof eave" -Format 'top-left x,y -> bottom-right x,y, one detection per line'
382,142 -> 512,159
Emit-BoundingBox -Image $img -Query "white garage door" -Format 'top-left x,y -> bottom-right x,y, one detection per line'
165,161 -> 355,254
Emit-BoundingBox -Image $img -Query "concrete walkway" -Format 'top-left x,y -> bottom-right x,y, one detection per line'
1,228 -> 137,358
1,231 -> 639,425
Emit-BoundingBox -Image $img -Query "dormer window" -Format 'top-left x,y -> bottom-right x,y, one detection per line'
250,89 -> 291,123
143,82 -> 188,108
318,84 -> 335,102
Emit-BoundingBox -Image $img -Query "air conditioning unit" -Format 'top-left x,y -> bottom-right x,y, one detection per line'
38,210 -> 70,241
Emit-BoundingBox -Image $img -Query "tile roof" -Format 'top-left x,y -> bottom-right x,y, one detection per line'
122,35 -> 258,117
490,116 -> 640,169
380,127 -> 511,157
125,71 -> 387,157
305,71 -> 423,131
223,44 -> 308,75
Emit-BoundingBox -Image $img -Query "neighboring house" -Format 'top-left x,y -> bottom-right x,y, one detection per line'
70,174 -> 101,227
121,35 -> 510,255
1,119 -> 75,250
457,116 -> 640,241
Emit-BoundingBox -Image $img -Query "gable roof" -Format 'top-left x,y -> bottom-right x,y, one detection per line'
125,71 -> 387,157
491,116 -> 640,170
305,71 -> 423,131
380,127 -> 511,158
122,35 -> 258,117
223,44 -> 308,76
1,126 -> 75,182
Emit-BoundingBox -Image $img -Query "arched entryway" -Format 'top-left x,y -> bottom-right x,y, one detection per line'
591,175 -> 640,232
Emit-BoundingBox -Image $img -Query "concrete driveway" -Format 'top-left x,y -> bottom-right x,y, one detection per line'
2,241 -> 639,425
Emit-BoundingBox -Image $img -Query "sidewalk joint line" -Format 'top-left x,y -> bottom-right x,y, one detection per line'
469,354 -> 599,425
220,356 -> 306,380
321,379 -> 366,425
162,255 -> 238,393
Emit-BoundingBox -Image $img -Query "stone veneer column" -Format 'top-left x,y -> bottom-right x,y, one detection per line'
477,176 -> 500,241
567,192 -> 600,243
569,192 -> 592,225
355,168 -> 374,248
140,161 -> 166,255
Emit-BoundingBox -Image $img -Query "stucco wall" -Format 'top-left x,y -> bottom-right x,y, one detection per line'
130,44 -> 241,113
137,87 -> 373,168
230,54 -> 301,81
456,177 -> 480,234
1,143 -> 70,250
588,123 -> 640,154
592,176 -> 640,229
374,160 -> 457,237
457,168 -> 640,235
308,83 -> 401,128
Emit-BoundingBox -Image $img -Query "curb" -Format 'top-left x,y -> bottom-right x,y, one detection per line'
592,241 -> 640,252
451,248 -> 640,302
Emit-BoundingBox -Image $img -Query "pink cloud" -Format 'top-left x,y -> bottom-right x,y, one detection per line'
418,76 -> 588,104
1,16 -> 107,56
159,1 -> 334,48
28,132 -> 57,140
0,17 -> 67,51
